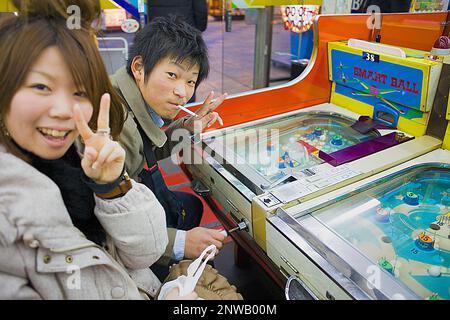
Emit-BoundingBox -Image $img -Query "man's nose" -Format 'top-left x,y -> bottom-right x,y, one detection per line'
173,82 -> 187,99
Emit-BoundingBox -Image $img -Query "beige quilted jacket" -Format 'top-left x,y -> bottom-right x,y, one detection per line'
0,144 -> 168,299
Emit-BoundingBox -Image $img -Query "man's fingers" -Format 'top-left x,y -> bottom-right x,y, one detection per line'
73,104 -> 94,141
206,112 -> 224,128
97,93 -> 111,130
212,230 -> 227,242
208,93 -> 227,113
210,239 -> 223,250
216,114 -> 224,126
205,112 -> 217,128
201,92 -> 227,127
195,91 -> 215,117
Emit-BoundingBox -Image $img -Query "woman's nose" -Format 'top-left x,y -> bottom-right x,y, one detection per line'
48,94 -> 74,119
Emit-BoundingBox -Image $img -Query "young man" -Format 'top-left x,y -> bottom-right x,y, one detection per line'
111,16 -> 227,274
147,0 -> 209,103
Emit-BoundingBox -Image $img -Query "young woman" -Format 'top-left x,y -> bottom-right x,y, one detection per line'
0,12 -> 174,299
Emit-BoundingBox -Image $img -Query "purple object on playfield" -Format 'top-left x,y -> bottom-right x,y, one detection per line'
319,132 -> 414,166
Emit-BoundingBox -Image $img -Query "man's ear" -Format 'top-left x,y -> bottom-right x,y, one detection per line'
131,56 -> 144,82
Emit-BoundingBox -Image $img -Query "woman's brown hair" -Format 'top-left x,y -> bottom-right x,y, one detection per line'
12,0 -> 101,30
0,14 -> 125,159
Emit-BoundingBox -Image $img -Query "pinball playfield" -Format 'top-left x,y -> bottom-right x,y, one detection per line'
310,164 -> 450,299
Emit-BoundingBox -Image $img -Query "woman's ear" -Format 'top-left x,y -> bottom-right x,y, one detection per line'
131,56 -> 144,83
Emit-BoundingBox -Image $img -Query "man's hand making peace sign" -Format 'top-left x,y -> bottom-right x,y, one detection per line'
183,91 -> 227,133
73,93 -> 126,184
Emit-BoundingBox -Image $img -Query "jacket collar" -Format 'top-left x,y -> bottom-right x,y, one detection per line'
110,67 -> 167,148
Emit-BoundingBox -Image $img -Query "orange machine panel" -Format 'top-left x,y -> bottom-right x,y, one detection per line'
185,12 -> 448,131
380,12 -> 448,51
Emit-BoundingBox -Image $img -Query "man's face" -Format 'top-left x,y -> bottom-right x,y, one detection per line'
137,57 -> 200,119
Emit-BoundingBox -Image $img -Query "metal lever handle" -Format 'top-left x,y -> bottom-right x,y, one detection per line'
260,174 -> 296,190
219,220 -> 248,236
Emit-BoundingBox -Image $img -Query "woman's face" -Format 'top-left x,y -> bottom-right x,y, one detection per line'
5,46 -> 93,160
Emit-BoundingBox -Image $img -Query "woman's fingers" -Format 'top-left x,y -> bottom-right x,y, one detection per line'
77,93 -> 126,183
91,140 -> 124,169
73,104 -> 94,141
82,146 -> 98,170
97,93 -> 111,131
105,146 -> 126,166
92,140 -> 115,170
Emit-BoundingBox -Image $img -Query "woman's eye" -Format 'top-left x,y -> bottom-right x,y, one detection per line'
32,84 -> 50,91
167,72 -> 177,78
74,91 -> 87,98
188,80 -> 197,87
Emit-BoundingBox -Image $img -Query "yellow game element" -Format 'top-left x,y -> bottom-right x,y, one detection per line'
446,88 -> 450,121
100,0 -> 121,9
328,41 -> 442,113
0,0 -> 120,12
330,83 -> 429,136
232,0 -> 322,8
443,119 -> 450,150
0,0 -> 16,11
252,200 -> 267,251
416,232 -> 435,251
418,232 -> 433,244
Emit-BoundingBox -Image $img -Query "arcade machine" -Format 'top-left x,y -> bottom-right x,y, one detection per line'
268,146 -> 450,300
266,58 -> 450,300
182,12 -> 448,288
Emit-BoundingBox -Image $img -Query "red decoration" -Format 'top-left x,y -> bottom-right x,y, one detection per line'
281,5 -> 320,34
433,36 -> 450,49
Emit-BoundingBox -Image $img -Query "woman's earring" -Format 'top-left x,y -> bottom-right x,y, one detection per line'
0,120 -> 10,137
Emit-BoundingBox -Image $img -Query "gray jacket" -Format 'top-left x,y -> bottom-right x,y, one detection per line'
0,144 -> 168,299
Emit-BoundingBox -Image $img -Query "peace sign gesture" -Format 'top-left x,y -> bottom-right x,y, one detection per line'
73,93 -> 125,184
183,91 -> 227,133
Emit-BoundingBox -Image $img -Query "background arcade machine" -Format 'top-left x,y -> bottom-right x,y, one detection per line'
181,12 -> 448,289
269,54 -> 450,301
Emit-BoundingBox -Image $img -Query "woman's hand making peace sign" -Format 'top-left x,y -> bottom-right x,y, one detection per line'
73,93 -> 125,184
